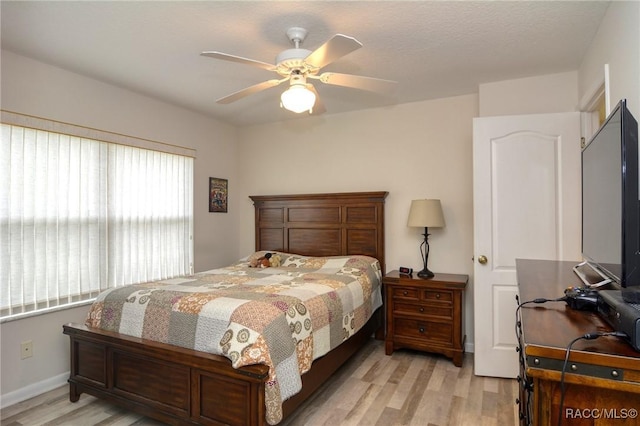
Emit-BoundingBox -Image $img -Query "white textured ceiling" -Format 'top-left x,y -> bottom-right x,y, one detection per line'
1,1 -> 610,127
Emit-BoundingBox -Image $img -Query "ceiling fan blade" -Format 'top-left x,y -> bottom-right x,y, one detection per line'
216,79 -> 285,104
316,72 -> 397,94
201,51 -> 275,71
304,34 -> 363,69
307,85 -> 326,115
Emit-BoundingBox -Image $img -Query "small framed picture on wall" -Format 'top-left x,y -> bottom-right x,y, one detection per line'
209,177 -> 228,213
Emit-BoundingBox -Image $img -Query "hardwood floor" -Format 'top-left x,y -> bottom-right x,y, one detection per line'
1,339 -> 518,426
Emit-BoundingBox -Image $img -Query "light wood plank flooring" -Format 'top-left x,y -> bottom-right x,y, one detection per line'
1,339 -> 518,426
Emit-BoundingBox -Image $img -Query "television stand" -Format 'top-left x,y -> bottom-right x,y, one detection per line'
516,259 -> 640,425
572,260 -> 612,288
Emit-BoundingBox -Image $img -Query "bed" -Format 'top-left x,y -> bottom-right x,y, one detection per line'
63,191 -> 387,426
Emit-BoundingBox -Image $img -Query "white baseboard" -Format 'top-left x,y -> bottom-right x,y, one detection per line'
0,371 -> 69,409
465,341 -> 474,353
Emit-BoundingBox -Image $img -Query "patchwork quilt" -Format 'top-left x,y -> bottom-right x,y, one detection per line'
85,251 -> 383,425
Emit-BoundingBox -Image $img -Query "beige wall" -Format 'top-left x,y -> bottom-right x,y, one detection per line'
0,305 -> 89,404
479,71 -> 579,117
236,96 -> 478,276
0,50 -> 240,402
578,1 -> 639,117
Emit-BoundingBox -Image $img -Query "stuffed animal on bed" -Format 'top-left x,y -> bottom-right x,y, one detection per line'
269,253 -> 282,267
249,253 -> 271,268
249,252 -> 281,268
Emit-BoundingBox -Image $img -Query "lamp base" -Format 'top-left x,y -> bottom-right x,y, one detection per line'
417,268 -> 435,279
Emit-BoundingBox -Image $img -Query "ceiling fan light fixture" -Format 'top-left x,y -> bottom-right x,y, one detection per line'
204,27 -> 393,115
280,84 -> 316,113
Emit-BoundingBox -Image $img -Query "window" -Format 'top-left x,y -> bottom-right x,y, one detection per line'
0,114 -> 194,321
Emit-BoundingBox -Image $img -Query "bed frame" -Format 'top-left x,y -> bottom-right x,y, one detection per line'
63,191 -> 387,426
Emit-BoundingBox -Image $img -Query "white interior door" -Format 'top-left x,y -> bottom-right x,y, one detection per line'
473,112 -> 582,378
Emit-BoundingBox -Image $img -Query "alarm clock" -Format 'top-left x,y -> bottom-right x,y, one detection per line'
399,266 -> 413,275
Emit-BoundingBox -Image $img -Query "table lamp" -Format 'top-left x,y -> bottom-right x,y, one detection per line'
407,199 -> 445,278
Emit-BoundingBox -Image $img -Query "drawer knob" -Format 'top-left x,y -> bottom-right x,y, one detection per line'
403,291 -> 408,296
419,307 -> 425,313
419,327 -> 425,333
436,293 -> 440,299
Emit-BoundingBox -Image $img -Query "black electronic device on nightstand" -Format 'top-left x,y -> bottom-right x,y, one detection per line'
399,266 -> 413,275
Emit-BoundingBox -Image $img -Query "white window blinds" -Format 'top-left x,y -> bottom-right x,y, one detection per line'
0,120 -> 194,321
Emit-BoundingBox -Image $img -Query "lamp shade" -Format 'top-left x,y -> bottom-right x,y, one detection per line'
407,199 -> 445,228
280,85 -> 316,113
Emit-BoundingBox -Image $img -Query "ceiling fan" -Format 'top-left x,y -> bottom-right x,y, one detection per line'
201,27 -> 396,114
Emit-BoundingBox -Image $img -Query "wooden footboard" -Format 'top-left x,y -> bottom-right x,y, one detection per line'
64,323 -> 269,425
63,308 -> 381,426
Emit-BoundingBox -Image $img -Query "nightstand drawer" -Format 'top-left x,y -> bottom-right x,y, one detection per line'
394,302 -> 452,319
422,289 -> 452,303
391,287 -> 419,301
394,318 -> 453,344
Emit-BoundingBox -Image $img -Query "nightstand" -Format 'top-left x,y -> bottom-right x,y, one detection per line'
383,270 -> 468,367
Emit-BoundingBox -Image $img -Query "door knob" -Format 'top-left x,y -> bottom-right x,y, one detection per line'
478,255 -> 488,265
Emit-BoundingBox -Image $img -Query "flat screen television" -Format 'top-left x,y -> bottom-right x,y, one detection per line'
580,99 -> 640,303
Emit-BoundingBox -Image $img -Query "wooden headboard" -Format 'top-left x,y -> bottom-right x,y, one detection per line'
249,191 -> 388,273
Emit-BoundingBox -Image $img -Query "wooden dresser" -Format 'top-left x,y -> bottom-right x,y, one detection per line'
383,270 -> 468,366
516,259 -> 640,425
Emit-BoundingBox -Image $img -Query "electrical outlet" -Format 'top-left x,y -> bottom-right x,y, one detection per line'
20,340 -> 33,359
